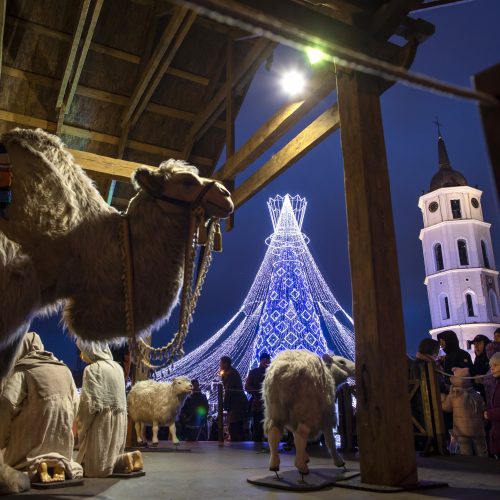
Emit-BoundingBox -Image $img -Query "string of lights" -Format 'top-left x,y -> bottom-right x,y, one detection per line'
153,195 -> 355,401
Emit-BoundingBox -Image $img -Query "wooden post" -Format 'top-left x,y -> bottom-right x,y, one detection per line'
473,64 -> 500,199
217,382 -> 224,445
336,67 -> 418,487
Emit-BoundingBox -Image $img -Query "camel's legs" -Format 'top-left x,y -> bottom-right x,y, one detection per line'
169,423 -> 179,444
323,427 -> 345,468
152,421 -> 159,445
267,425 -> 282,472
293,423 -> 310,474
134,421 -> 143,444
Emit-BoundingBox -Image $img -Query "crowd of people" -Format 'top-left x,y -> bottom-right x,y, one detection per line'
0,332 -> 143,484
410,328 -> 500,459
2,328 -> 497,488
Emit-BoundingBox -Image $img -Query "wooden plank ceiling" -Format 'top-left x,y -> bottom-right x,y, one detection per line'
0,0 -> 433,211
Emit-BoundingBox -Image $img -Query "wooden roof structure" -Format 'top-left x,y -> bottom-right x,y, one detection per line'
1,0 -> 497,490
0,0 -> 439,210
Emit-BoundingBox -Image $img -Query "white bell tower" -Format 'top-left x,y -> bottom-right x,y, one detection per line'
418,128 -> 500,351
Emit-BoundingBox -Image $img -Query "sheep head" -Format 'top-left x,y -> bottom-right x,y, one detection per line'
171,376 -> 193,396
322,354 -> 355,386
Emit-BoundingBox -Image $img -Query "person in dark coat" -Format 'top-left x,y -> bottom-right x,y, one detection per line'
179,380 -> 209,441
220,356 -> 248,442
470,334 -> 491,401
484,352 -> 500,458
245,352 -> 270,450
437,330 -> 473,383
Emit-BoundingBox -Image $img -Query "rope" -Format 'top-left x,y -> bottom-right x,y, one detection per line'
120,210 -> 217,370
435,369 -> 488,380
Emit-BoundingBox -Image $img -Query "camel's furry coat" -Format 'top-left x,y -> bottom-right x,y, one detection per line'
0,128 -> 233,378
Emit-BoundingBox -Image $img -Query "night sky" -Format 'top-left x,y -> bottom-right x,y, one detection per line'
34,1 -> 500,370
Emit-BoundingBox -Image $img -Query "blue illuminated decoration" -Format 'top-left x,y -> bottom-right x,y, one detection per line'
154,195 -> 355,399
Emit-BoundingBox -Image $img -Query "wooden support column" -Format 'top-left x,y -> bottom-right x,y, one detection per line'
0,0 -> 6,81
336,68 -> 417,487
473,63 -> 500,199
225,35 -> 235,232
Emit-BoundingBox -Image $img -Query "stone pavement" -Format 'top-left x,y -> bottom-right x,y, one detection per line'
9,441 -> 500,499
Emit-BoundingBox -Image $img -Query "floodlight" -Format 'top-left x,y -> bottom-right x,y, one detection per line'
306,47 -> 326,65
280,70 -> 306,96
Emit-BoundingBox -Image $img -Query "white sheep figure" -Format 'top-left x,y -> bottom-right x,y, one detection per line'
127,377 -> 193,446
263,349 -> 355,476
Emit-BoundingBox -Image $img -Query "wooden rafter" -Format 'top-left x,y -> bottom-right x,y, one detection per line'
121,6 -> 191,126
70,149 -> 145,183
6,15 -> 210,86
232,105 -> 340,208
173,0 -> 404,61
56,0 -> 91,110
56,0 -> 104,134
0,109 -> 213,167
2,65 -> 225,128
369,0 -> 422,40
215,71 -> 337,182
183,38 -> 274,158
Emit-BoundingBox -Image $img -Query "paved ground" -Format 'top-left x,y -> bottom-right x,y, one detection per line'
9,441 -> 500,499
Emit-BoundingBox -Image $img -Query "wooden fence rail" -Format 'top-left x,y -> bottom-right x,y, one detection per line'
337,362 -> 448,455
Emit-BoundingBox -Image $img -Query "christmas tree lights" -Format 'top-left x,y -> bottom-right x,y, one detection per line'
154,195 -> 355,398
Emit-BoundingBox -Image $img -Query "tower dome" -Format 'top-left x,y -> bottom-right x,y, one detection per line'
429,133 -> 468,191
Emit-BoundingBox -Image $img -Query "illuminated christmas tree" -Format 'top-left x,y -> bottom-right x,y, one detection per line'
154,194 -> 354,391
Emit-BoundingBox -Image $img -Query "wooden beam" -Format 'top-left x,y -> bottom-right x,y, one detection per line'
173,0 -> 403,60
215,72 -> 337,181
225,34 -> 235,232
129,11 -> 197,126
335,68 -> 417,487
369,1 -> 421,40
6,15 -> 210,86
64,0 -> 104,115
0,109 -> 213,167
0,0 -> 6,81
121,6 -> 190,126
1,65 -> 224,128
56,0 -> 91,109
69,149 -> 143,182
474,64 -> 500,201
186,38 -> 270,144
232,105 -> 339,208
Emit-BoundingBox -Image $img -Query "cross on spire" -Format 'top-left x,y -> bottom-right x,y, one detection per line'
433,116 -> 443,138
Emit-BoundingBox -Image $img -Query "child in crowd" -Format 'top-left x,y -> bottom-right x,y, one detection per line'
441,367 -> 487,456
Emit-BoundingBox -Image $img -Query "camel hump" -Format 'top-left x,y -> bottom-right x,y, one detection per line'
0,128 -> 114,242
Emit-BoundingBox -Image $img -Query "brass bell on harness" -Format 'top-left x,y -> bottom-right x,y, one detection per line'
213,220 -> 222,252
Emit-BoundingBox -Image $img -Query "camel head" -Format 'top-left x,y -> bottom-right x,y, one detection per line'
132,160 -> 233,218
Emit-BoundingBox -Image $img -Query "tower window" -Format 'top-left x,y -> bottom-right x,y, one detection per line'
457,239 -> 469,266
440,295 -> 450,320
481,240 -> 491,269
490,290 -> 499,317
451,199 -> 462,219
434,243 -> 444,271
466,293 -> 475,317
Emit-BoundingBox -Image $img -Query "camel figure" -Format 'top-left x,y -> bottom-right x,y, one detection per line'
0,127 -> 233,379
